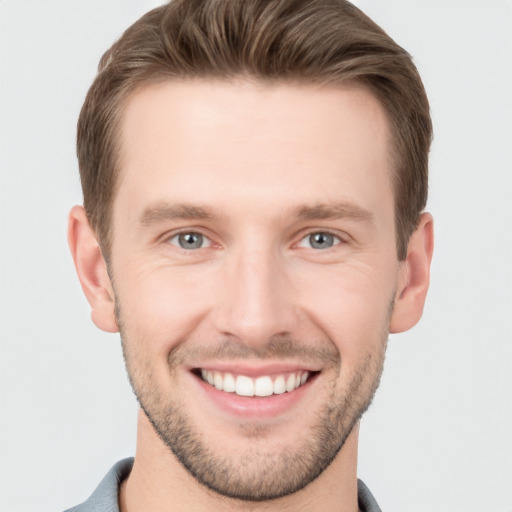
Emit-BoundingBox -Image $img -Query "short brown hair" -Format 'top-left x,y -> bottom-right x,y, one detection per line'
77,0 -> 432,260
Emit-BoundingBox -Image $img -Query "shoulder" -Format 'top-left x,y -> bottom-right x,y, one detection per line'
357,479 -> 382,512
64,458 -> 134,512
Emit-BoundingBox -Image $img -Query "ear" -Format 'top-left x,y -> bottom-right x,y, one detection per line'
390,212 -> 434,333
68,205 -> 118,333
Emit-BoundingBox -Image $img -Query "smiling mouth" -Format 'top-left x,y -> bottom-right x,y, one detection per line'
194,369 -> 317,397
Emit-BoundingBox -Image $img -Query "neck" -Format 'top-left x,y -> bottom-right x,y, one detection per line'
120,410 -> 361,512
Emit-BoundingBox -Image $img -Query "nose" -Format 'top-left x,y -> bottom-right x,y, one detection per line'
212,245 -> 299,348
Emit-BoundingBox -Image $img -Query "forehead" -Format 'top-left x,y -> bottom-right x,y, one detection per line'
115,79 -> 393,222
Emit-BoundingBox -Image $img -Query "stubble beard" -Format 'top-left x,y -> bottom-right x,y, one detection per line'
117,340 -> 387,501
118,307 -> 390,502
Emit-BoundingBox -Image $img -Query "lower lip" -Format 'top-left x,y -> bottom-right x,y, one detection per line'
192,373 -> 317,419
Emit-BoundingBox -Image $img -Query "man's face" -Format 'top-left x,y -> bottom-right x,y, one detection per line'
109,80 -> 404,500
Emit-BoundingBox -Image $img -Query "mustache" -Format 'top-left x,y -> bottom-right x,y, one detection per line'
167,335 -> 340,367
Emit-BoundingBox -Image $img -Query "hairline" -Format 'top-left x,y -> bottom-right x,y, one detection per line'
98,74 -> 406,262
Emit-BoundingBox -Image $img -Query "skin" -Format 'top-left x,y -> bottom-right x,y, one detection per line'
69,79 -> 434,512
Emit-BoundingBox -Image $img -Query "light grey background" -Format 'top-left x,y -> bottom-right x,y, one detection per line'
1,1 -> 511,511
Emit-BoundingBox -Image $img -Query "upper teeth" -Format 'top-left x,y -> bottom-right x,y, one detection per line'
200,369 -> 310,397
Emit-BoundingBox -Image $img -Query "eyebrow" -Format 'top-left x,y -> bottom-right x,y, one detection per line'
294,202 -> 374,223
139,201 -> 374,226
140,203 -> 214,225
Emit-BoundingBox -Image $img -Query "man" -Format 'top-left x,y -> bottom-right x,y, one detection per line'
67,0 -> 433,510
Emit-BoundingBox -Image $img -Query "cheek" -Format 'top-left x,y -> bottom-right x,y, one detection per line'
295,263 -> 395,358
114,263 -> 216,356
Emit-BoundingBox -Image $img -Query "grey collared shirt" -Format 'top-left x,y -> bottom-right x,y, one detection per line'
64,458 -> 382,512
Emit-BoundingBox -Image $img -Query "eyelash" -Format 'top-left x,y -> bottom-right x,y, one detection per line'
165,229 -> 345,252
167,231 -> 213,250
297,231 -> 343,250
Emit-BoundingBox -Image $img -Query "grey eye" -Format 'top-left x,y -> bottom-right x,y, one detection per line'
300,232 -> 340,249
171,232 -> 206,250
